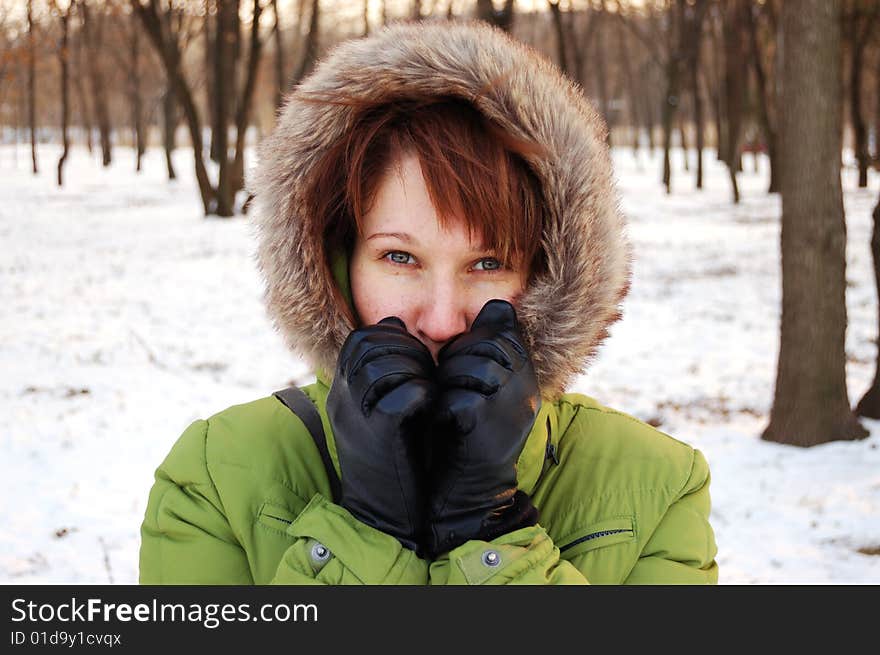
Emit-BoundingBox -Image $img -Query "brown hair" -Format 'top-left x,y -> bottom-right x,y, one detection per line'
300,92 -> 549,285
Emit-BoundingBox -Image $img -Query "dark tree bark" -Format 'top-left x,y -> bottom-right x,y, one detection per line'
271,0 -> 286,109
162,84 -> 177,180
661,1 -> 683,194
27,0 -> 37,174
846,1 -> 879,189
721,0 -> 749,203
290,0 -> 320,88
55,1 -> 71,186
127,11 -> 145,172
568,5 -> 600,91
547,0 -> 570,76
81,1 -> 112,166
73,1 -> 94,154
682,0 -> 707,188
856,189 -> 880,416
228,0 -> 264,205
745,0 -> 781,193
213,0 -> 238,215
762,0 -> 868,446
592,2 -> 611,139
475,0 -> 515,33
613,1 -> 642,155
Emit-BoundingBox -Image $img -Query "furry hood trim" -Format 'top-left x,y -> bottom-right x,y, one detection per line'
248,18 -> 631,400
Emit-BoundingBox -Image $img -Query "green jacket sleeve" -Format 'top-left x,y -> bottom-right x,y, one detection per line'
622,448 -> 719,584
139,420 -> 253,584
427,526 -> 589,585
140,419 -> 429,585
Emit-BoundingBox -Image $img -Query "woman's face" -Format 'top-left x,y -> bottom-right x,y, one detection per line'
350,153 -> 528,362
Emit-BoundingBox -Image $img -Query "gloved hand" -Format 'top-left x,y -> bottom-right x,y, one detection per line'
326,316 -> 436,553
427,299 -> 541,558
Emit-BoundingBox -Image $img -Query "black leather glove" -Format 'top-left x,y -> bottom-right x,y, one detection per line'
326,316 -> 436,553
427,299 -> 541,558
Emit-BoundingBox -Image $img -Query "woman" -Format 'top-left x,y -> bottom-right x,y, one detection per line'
139,19 -> 718,584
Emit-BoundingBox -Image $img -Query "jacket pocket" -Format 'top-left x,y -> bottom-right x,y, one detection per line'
257,501 -> 300,536
557,516 -> 636,560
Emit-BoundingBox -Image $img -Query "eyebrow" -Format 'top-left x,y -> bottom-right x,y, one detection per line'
366,231 -> 414,243
366,230 -> 493,253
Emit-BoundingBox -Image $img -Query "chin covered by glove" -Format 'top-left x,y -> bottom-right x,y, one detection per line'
427,299 -> 541,558
326,316 -> 436,554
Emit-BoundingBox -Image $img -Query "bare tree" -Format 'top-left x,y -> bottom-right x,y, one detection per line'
134,0 -> 268,216
762,0 -> 867,447
290,0 -> 320,89
719,0 -> 749,203
745,0 -> 781,193
844,0 -> 879,189
124,6 -> 145,172
72,0 -> 94,154
546,0 -> 571,76
81,0 -> 113,166
51,0 -> 72,186
271,0 -> 285,109
27,0 -> 38,174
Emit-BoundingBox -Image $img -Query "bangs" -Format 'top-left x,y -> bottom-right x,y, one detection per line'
302,92 -> 548,277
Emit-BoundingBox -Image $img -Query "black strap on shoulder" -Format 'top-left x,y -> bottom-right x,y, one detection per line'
273,387 -> 342,503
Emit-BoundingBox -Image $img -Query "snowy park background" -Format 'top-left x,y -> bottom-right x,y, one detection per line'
1,142 -> 878,585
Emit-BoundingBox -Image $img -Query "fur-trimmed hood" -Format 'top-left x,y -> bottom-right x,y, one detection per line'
248,18 -> 631,400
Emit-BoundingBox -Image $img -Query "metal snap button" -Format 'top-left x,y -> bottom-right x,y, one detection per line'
481,549 -> 501,567
310,542 -> 331,563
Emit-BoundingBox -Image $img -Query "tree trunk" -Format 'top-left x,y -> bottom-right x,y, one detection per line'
129,13 -> 144,172
133,0 -> 215,214
745,0 -> 780,193
82,1 -> 112,166
229,0 -> 264,208
73,2 -> 94,155
475,0 -> 515,33
57,5 -> 70,187
162,83 -> 177,180
679,118 -> 689,171
290,0 -> 320,87
547,0 -> 570,76
213,0 -> 238,216
272,0 -> 286,109
722,0 -> 748,202
615,8 -> 642,155
847,4 -> 878,189
762,0 -> 867,446
856,192 -> 880,416
27,0 -> 37,174
593,4 -> 610,139
691,61 -> 703,188
661,55 -> 681,193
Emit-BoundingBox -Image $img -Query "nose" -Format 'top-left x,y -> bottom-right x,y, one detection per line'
414,277 -> 469,361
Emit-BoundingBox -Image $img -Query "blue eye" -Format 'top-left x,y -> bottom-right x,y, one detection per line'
474,257 -> 502,271
386,251 -> 415,265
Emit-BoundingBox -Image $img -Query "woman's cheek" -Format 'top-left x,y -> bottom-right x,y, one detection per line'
352,269 -> 417,327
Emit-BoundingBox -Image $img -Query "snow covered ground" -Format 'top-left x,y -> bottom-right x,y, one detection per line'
1,141 -> 878,585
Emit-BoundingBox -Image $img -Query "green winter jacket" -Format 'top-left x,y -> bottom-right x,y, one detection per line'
139,375 -> 718,585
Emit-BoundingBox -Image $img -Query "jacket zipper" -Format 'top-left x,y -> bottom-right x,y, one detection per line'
262,513 -> 292,525
559,528 -> 633,553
